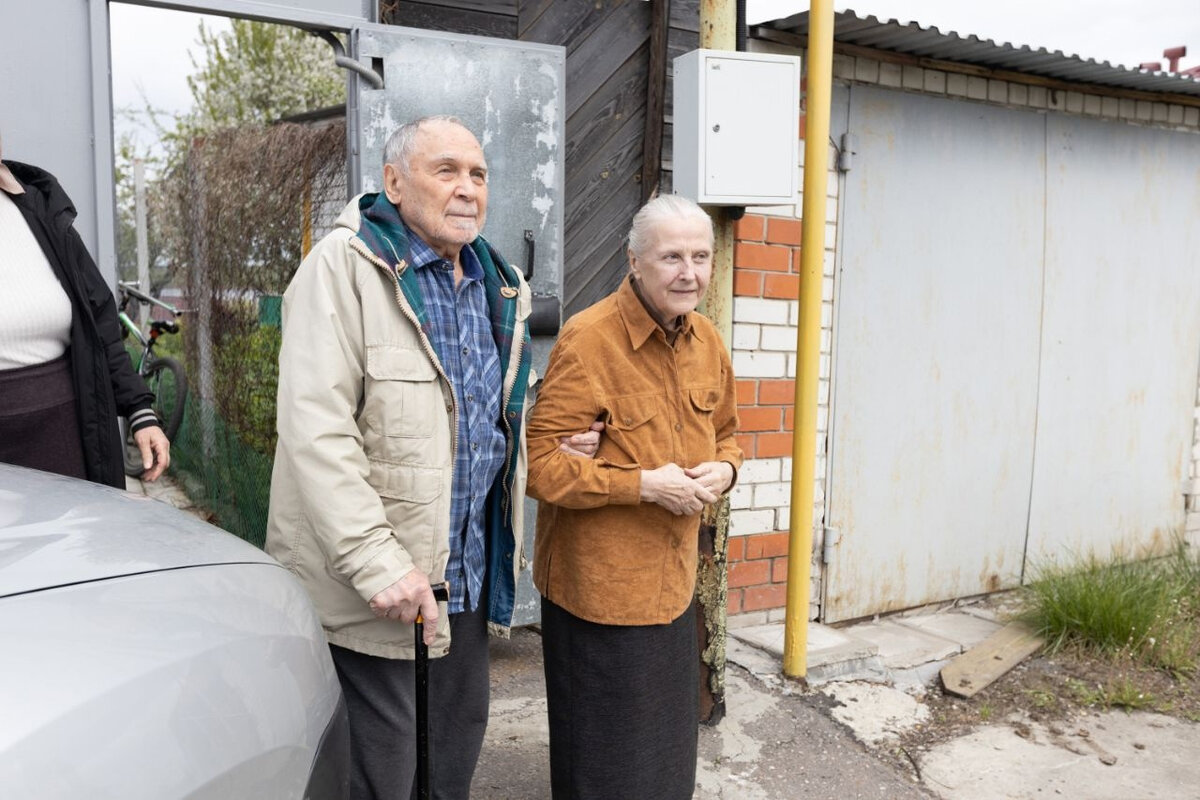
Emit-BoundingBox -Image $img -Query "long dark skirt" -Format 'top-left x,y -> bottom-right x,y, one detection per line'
541,596 -> 698,800
0,355 -> 86,480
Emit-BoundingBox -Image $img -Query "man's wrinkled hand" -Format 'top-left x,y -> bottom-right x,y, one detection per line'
559,420 -> 605,458
368,569 -> 439,646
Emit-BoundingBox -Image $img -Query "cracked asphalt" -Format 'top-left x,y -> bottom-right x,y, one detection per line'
473,627 -> 930,799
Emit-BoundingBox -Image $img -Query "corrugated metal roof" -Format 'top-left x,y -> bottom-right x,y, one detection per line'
754,9 -> 1200,98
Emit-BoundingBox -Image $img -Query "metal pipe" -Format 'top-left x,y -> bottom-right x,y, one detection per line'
313,30 -> 384,90
784,0 -> 835,680
701,0 -> 736,50
736,0 -> 747,52
696,0 -> 737,726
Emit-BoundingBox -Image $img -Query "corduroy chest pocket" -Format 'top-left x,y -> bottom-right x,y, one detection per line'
363,345 -> 440,439
604,394 -> 669,467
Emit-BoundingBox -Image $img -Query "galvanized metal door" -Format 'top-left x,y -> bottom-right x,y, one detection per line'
823,86 -> 1046,622
350,25 -> 565,624
1025,116 -> 1200,563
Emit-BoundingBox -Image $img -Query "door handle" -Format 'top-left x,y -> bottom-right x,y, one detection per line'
523,230 -> 535,280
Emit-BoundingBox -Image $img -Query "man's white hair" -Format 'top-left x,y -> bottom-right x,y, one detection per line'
381,114 -> 469,173
627,193 -> 713,257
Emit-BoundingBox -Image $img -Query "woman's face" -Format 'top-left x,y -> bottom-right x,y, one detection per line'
628,216 -> 714,322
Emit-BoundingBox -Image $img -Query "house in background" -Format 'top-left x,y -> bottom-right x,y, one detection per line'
724,9 -> 1200,626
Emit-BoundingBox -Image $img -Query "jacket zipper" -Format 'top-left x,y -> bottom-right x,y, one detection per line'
498,270 -> 525,523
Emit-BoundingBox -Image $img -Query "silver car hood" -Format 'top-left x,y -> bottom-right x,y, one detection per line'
0,464 -> 274,598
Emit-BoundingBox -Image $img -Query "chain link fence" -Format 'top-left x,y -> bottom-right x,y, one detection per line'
157,121 -> 345,546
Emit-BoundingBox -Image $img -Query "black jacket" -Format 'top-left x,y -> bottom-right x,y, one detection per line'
4,160 -> 156,488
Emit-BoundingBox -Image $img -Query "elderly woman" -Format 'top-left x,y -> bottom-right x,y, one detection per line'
526,193 -> 743,799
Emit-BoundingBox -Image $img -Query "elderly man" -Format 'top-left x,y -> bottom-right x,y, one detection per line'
267,115 -> 595,799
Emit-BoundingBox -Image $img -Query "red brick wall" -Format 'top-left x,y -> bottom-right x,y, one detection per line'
727,531 -> 790,615
726,213 -> 804,620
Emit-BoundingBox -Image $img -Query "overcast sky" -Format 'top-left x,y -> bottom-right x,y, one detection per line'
110,0 -> 1200,149
748,0 -> 1200,72
109,4 -> 229,149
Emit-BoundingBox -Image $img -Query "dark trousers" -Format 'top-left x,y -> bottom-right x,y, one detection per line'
0,356 -> 86,480
330,601 -> 490,800
541,596 -> 699,800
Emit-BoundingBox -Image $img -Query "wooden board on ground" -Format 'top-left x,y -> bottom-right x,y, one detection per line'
940,621 -> 1044,698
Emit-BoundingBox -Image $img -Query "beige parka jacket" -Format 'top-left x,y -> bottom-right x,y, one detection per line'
266,196 -> 532,660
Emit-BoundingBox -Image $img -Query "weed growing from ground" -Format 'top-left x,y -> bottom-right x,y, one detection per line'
1021,541 -> 1200,676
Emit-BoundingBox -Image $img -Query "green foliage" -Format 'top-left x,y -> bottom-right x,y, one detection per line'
1021,543 -> 1200,675
1067,674 -> 1156,711
183,20 -> 344,134
113,18 -> 343,297
1022,688 -> 1059,710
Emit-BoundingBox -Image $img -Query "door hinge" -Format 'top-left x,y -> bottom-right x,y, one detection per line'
837,133 -> 856,172
822,526 -> 840,564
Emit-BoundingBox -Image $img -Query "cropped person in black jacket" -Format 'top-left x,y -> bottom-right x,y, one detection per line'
0,144 -> 169,487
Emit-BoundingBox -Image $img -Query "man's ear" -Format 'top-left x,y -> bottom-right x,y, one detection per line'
383,162 -> 403,205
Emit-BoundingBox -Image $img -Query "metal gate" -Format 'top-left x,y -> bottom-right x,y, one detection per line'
824,84 -> 1200,622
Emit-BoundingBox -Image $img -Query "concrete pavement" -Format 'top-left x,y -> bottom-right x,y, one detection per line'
727,606 -> 1200,800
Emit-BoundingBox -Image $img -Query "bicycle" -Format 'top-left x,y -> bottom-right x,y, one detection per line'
116,281 -> 189,477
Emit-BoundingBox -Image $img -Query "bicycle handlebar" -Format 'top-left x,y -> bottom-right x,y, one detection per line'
118,281 -> 187,316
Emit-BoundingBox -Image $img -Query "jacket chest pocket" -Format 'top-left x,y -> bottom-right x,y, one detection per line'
605,394 -> 669,467
363,345 -> 441,439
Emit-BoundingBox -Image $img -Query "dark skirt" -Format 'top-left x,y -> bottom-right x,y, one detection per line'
0,355 -> 87,480
541,596 -> 699,800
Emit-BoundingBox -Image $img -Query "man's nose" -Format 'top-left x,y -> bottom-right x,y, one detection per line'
454,172 -> 478,197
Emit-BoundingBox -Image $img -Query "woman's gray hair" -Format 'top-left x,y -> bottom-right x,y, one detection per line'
382,115 -> 467,173
627,194 -> 713,257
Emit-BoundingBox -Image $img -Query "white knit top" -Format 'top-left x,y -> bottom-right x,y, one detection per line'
0,190 -> 73,370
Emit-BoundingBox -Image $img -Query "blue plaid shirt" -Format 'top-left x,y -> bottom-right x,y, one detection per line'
406,226 -> 507,614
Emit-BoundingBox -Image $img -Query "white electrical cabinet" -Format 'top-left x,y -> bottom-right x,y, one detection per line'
673,49 -> 801,205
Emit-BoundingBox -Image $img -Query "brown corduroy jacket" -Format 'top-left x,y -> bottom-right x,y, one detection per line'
527,276 -> 743,625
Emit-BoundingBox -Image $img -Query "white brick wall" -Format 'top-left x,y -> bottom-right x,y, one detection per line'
733,297 -> 790,326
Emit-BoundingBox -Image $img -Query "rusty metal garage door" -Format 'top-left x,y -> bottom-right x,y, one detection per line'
823,85 -> 1046,622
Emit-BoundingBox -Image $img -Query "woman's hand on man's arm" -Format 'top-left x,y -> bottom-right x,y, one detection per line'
557,420 -> 606,458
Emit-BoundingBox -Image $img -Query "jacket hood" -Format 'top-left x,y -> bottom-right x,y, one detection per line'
3,160 -> 77,227
335,192 -> 365,233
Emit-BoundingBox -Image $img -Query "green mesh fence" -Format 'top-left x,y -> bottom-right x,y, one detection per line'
171,391 -> 275,548
168,320 -> 282,549
147,122 -> 344,548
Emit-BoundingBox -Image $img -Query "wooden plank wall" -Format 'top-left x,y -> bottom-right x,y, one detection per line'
380,0 -> 699,316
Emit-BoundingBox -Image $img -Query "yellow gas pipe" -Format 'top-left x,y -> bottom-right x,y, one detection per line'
784,0 -> 834,680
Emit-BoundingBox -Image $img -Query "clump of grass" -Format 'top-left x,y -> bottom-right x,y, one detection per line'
1020,541 -> 1200,676
1023,687 -> 1059,710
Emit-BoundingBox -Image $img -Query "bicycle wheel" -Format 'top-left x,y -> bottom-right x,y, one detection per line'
119,416 -> 145,477
145,356 -> 189,441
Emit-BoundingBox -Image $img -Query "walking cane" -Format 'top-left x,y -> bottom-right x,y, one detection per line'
415,581 -> 450,800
